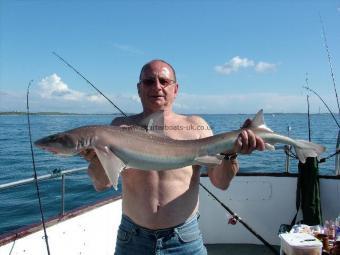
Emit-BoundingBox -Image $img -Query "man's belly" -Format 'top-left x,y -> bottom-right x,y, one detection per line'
121,166 -> 200,229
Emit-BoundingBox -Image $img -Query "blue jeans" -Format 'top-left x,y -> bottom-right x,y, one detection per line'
114,213 -> 207,255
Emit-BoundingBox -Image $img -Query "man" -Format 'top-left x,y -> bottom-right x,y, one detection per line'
84,60 -> 265,254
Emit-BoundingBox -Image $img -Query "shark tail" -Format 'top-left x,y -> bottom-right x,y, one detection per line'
293,140 -> 326,163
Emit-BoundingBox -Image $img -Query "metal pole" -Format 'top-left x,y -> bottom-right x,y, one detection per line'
0,167 -> 87,191
307,95 -> 311,142
285,126 -> 291,173
61,175 -> 66,215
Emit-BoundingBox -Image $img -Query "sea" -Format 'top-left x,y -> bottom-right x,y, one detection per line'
0,113 -> 339,235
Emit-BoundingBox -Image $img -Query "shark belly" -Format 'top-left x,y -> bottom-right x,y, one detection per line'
113,147 -> 196,171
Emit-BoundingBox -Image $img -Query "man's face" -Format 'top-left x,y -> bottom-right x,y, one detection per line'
138,61 -> 178,112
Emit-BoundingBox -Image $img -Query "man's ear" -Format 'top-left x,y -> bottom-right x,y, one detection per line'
174,83 -> 179,97
137,83 -> 141,96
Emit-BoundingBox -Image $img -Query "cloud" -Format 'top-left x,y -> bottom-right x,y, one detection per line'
215,56 -> 276,75
0,76 -> 333,114
173,102 -> 190,110
337,7 -> 340,12
39,73 -> 81,100
0,91 -> 10,96
87,94 -> 106,103
255,61 -> 277,73
215,56 -> 255,75
38,74 -> 106,103
174,91 -> 335,114
127,95 -> 141,103
112,43 -> 144,55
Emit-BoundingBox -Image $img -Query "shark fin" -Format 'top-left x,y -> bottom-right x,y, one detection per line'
94,147 -> 126,190
250,109 -> 273,132
265,143 -> 276,151
194,155 -> 222,166
293,140 -> 326,163
139,111 -> 165,135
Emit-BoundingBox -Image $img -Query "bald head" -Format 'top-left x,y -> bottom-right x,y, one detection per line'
139,59 -> 177,82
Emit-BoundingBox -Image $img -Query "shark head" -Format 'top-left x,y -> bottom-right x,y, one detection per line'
34,132 -> 78,155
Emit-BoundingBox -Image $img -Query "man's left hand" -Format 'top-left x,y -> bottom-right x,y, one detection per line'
233,119 -> 265,154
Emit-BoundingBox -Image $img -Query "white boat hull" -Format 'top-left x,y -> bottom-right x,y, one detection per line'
0,175 -> 339,254
200,176 -> 340,245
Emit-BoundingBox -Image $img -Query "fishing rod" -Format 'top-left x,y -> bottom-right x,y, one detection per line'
27,80 -> 51,255
53,53 -> 279,254
319,14 -> 340,175
52,51 -> 127,117
305,74 -> 312,142
319,14 -> 340,116
199,182 -> 279,255
303,86 -> 340,129
301,86 -> 340,165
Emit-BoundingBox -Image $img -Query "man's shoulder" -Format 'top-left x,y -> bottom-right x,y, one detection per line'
174,114 -> 213,138
175,114 -> 208,126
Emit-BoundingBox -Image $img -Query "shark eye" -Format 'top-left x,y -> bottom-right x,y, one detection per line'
48,135 -> 60,142
62,134 -> 76,148
47,134 -> 75,148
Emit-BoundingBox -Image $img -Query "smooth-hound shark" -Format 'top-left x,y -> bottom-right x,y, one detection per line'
35,110 -> 326,189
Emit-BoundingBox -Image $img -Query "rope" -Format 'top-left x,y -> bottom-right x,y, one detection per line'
284,146 -> 298,160
319,149 -> 340,163
284,144 -> 340,163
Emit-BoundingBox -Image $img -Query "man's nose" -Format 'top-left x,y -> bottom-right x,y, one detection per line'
154,78 -> 163,90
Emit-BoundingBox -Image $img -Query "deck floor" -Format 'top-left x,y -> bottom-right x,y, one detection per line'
205,244 -> 280,255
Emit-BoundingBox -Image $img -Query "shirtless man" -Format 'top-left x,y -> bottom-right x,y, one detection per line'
84,60 -> 265,254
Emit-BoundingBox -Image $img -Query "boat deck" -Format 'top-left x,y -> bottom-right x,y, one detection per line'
206,244 -> 280,255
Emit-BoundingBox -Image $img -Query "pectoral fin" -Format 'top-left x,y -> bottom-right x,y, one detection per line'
94,147 -> 126,190
194,155 -> 222,166
265,143 -> 275,151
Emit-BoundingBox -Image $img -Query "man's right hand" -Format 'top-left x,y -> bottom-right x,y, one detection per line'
80,149 -> 113,191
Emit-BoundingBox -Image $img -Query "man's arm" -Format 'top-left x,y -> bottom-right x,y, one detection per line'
208,155 -> 239,190
192,116 -> 265,190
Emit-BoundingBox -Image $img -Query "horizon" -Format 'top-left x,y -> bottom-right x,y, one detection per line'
0,110 -> 336,115
1,1 -> 340,114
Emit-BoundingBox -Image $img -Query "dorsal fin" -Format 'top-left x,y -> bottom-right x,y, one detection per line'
251,109 -> 265,127
250,109 -> 273,132
139,111 -> 166,135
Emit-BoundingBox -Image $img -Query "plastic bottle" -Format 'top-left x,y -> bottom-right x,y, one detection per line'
329,220 -> 336,240
325,220 -> 330,236
336,215 -> 340,241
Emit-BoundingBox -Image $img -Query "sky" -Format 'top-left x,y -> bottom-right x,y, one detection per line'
1,0 -> 340,114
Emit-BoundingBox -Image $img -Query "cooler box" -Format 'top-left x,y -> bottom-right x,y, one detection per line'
279,233 -> 322,255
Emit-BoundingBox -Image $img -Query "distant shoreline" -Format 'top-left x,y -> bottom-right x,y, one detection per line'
0,111 -> 121,116
0,111 -> 334,116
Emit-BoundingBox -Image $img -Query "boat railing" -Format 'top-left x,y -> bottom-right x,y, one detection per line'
0,145 -> 292,216
0,166 -> 88,216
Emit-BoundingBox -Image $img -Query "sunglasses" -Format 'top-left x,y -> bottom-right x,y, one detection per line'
140,77 -> 176,88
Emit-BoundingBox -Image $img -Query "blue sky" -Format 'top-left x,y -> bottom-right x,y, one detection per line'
1,0 -> 340,114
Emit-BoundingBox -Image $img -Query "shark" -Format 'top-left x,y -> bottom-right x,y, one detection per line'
34,110 -> 326,189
